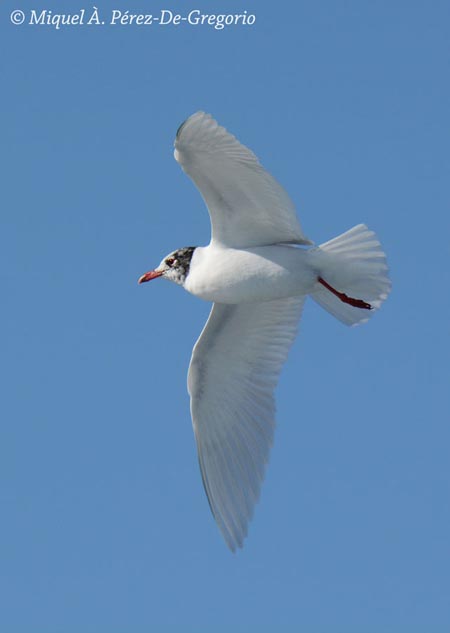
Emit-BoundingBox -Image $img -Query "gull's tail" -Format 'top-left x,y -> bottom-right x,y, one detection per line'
310,224 -> 391,326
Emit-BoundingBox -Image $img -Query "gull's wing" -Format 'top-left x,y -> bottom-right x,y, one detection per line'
188,297 -> 305,551
174,112 -> 312,249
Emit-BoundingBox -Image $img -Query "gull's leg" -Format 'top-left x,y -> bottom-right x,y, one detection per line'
317,277 -> 372,310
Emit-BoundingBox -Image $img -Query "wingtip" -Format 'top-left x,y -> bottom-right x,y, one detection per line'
175,117 -> 188,140
175,111 -> 208,140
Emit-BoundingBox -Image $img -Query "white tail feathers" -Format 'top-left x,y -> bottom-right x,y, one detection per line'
311,224 -> 391,326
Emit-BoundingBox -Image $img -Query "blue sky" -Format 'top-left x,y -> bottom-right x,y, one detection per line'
1,1 -> 449,631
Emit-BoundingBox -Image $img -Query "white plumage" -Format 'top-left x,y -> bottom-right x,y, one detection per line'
139,112 -> 391,551
188,298 -> 304,550
174,111 -> 312,248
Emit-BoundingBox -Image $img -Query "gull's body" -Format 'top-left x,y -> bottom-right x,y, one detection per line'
185,245 -> 317,303
139,112 -> 391,551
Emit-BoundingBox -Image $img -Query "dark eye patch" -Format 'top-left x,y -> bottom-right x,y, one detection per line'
166,257 -> 176,266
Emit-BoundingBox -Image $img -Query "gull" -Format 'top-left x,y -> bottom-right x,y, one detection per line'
139,112 -> 391,551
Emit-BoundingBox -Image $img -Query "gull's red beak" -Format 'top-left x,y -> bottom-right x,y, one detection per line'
138,270 -> 163,284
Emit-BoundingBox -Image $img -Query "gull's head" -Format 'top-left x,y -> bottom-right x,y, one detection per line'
138,246 -> 196,287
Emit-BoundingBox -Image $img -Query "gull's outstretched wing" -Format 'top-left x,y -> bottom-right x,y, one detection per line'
174,112 -> 312,249
187,297 -> 305,551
